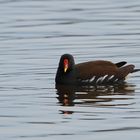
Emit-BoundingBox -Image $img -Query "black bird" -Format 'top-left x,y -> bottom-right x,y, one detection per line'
55,54 -> 139,85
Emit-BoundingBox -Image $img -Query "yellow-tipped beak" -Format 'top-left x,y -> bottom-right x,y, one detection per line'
64,65 -> 68,73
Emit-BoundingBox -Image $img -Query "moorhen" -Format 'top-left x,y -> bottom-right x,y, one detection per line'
55,54 -> 139,85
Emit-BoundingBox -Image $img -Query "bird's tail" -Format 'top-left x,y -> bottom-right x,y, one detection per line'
132,69 -> 140,73
115,61 -> 127,68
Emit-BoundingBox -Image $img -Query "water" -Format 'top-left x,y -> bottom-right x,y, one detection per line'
0,0 -> 140,139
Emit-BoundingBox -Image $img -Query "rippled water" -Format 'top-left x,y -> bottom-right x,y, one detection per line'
0,0 -> 140,139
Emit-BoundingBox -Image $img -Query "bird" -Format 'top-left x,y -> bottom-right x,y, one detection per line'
55,54 -> 140,86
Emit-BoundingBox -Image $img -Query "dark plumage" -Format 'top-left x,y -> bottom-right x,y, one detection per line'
55,54 -> 139,85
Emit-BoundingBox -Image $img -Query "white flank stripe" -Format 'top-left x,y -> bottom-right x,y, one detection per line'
89,76 -> 95,82
114,78 -> 118,82
96,77 -> 104,83
100,75 -> 108,83
108,75 -> 114,81
82,79 -> 89,82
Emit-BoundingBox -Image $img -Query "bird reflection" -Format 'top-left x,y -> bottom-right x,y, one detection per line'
56,83 -> 135,114
56,84 -> 76,106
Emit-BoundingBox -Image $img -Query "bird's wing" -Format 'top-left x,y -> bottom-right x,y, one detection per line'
75,60 -> 118,79
75,60 -> 135,80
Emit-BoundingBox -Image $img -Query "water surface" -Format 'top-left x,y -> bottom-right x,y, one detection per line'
0,0 -> 140,140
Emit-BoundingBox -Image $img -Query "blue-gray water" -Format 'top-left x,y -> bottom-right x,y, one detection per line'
0,0 -> 140,140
